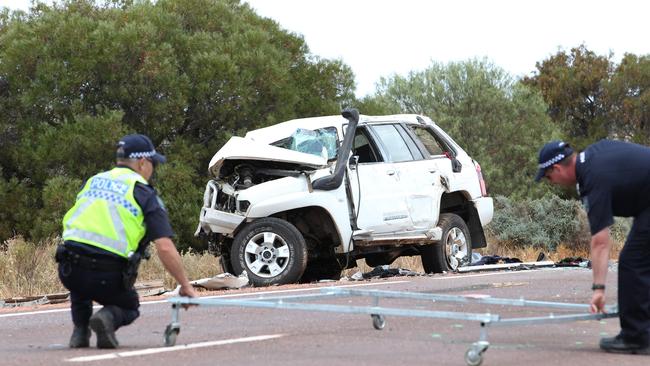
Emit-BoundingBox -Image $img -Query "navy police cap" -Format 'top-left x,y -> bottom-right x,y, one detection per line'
534,140 -> 573,182
116,134 -> 166,164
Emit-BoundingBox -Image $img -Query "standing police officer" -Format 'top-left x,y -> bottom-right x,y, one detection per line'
535,139 -> 650,354
57,134 -> 198,349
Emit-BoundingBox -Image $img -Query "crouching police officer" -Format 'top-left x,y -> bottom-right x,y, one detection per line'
56,134 -> 198,349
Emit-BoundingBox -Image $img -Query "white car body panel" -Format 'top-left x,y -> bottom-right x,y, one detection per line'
348,162 -> 412,235
394,159 -> 444,229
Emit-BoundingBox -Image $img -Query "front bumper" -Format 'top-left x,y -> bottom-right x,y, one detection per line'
194,180 -> 245,236
196,207 -> 245,235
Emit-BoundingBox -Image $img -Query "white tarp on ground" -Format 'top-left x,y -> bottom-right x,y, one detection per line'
166,271 -> 250,296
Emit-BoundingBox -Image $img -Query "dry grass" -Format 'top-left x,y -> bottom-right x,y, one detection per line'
0,237 -> 66,299
0,235 -> 625,300
139,245 -> 221,290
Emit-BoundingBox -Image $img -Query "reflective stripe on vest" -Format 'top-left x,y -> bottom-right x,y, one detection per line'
62,168 -> 147,258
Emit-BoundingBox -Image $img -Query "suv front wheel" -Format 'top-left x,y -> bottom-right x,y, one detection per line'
421,213 -> 472,273
231,217 -> 308,286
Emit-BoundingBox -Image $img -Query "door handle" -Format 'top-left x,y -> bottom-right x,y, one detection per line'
386,170 -> 395,176
428,168 -> 437,173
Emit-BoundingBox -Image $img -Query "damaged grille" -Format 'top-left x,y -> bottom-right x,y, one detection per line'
204,180 -> 237,214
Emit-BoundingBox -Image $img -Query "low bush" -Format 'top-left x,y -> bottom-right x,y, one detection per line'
487,194 -> 630,255
487,194 -> 584,251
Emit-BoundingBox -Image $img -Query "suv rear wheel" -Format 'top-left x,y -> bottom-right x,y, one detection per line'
231,217 -> 308,286
421,213 -> 472,273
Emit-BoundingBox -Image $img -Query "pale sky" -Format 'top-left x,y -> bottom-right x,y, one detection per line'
3,0 -> 650,97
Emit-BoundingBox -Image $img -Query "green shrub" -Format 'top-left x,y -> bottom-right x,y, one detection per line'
0,172 -> 39,241
487,194 -> 586,251
487,194 -> 633,252
156,142 -> 206,252
31,175 -> 83,241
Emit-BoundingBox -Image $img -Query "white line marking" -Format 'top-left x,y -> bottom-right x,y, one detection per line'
430,267 -> 567,281
0,308 -> 72,318
66,334 -> 284,362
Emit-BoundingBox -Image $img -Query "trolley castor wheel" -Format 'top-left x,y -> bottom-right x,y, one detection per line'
464,341 -> 489,366
371,314 -> 385,330
164,323 -> 180,347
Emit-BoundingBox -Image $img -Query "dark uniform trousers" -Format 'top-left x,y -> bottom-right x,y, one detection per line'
57,244 -> 140,330
619,207 -> 650,344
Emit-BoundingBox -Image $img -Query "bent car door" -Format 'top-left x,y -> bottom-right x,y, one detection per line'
348,126 -> 412,235
370,123 -> 438,231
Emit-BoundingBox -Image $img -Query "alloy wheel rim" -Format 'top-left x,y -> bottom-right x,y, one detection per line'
244,232 -> 290,278
445,227 -> 468,270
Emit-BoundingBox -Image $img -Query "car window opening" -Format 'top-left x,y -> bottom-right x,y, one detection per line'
272,127 -> 339,161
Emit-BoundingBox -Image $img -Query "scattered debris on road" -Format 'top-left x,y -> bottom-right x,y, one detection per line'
343,265 -> 422,281
1,280 -> 165,308
555,257 -> 591,268
458,260 -> 556,273
0,292 -> 69,308
133,280 -> 166,297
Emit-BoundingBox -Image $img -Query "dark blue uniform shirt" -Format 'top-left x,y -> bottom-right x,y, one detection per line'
576,140 -> 650,235
65,166 -> 174,259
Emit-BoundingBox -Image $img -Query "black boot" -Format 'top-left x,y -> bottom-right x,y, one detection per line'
600,334 -> 650,355
69,326 -> 90,348
89,307 -> 119,349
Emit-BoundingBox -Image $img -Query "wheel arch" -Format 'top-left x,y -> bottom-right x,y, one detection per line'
269,205 -> 343,260
440,191 -> 487,249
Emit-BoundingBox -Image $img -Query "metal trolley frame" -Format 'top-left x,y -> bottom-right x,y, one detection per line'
165,287 -> 618,366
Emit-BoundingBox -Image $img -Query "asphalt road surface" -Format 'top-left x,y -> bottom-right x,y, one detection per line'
1,266 -> 645,366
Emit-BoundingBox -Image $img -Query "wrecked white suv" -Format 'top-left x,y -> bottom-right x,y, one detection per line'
196,109 -> 493,286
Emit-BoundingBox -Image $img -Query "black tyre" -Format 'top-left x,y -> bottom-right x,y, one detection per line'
231,217 -> 308,286
217,237 -> 236,274
219,253 -> 235,274
300,259 -> 342,283
163,324 -> 179,347
371,314 -> 386,330
421,213 -> 472,273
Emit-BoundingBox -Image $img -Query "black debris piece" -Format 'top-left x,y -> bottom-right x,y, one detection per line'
362,265 -> 421,279
470,255 -> 522,266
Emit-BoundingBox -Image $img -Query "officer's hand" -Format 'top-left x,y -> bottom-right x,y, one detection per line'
590,290 -> 606,314
179,284 -> 199,310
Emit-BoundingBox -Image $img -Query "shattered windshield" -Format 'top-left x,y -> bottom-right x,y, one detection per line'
272,127 -> 338,160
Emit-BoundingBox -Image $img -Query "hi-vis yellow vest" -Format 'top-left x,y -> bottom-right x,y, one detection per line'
62,167 -> 147,258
